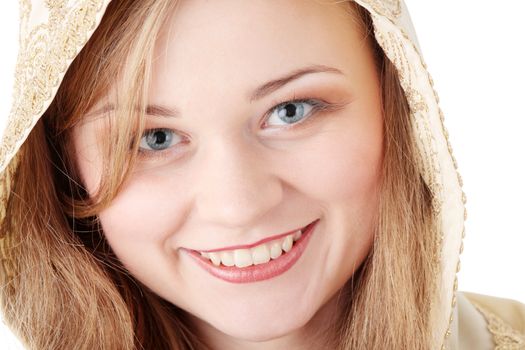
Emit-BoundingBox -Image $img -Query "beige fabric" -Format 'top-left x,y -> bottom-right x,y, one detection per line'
455,291 -> 494,350
465,292 -> 525,334
464,292 -> 525,349
0,1 -> 521,349
0,0 -> 111,174
446,291 -> 525,350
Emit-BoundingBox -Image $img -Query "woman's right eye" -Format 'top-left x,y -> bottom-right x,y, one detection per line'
139,128 -> 181,152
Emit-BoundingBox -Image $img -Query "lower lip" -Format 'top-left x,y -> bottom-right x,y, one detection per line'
183,219 -> 319,284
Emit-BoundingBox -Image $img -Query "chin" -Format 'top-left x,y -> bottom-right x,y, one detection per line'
214,321 -> 300,343
207,308 -> 313,343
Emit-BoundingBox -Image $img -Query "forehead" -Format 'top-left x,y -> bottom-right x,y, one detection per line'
150,0 -> 368,102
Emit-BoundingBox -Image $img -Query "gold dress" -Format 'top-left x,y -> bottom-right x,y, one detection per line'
0,1 -> 523,349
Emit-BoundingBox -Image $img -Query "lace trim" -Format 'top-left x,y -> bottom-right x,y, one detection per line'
361,0 -> 401,21
0,0 -> 107,173
471,301 -> 525,350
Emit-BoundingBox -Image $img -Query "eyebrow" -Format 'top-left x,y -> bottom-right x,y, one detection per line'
85,104 -> 179,118
86,64 -> 343,118
249,64 -> 343,102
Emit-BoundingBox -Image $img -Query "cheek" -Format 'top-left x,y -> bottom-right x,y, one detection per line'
95,175 -> 193,291
288,113 -> 383,203
96,181 -> 191,305
72,121 -> 106,195
98,176 -> 190,250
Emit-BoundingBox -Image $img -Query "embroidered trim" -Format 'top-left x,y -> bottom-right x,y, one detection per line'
373,28 -> 443,215
0,0 -> 106,173
360,0 -> 401,21
471,301 -> 525,350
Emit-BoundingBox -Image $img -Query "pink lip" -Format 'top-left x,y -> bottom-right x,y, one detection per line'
198,224 -> 311,253
183,219 -> 319,284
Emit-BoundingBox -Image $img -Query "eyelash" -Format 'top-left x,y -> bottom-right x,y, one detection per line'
136,97 -> 336,161
260,97 -> 331,130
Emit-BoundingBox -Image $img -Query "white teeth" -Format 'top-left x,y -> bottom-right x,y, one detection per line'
219,251 -> 235,267
269,241 -> 283,259
233,249 -> 253,268
200,231 -> 299,267
282,235 -> 293,252
208,252 -> 221,266
292,229 -> 302,241
251,244 -> 271,265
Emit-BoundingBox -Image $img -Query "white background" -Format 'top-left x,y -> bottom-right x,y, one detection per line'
0,1 -> 524,347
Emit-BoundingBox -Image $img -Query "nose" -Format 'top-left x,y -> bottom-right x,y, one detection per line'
194,134 -> 283,228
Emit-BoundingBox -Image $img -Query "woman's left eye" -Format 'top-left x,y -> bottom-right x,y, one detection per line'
263,99 -> 324,128
139,128 -> 181,152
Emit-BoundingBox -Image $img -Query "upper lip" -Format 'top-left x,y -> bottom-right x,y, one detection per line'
197,220 -> 315,253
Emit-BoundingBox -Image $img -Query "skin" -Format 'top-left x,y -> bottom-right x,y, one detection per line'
73,1 -> 384,349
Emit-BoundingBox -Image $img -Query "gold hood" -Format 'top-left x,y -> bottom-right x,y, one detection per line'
0,0 -> 468,348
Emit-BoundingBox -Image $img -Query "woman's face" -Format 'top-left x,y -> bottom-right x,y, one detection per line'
74,0 -> 383,347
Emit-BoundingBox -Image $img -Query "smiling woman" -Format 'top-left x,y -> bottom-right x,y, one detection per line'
68,2 -> 387,348
0,1 -> 524,350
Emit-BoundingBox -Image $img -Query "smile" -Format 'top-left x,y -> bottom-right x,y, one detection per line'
184,219 -> 319,283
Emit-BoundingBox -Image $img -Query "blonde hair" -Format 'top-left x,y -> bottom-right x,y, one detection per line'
1,1 -> 439,349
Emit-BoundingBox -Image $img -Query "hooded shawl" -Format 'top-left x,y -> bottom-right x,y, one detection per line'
0,1 -> 524,349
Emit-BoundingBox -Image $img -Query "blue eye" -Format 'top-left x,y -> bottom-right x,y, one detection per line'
265,100 -> 317,127
139,128 -> 179,151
